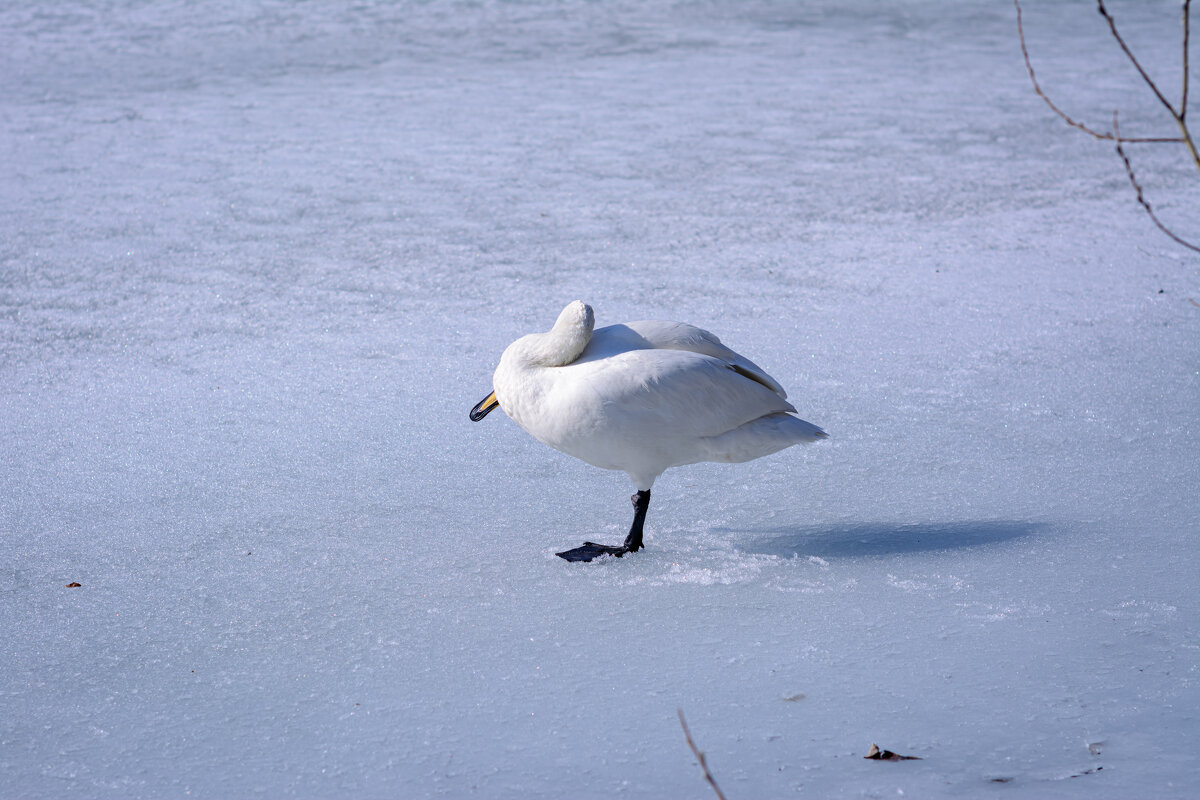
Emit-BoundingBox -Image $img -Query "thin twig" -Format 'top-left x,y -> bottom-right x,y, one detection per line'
1017,0 -> 1199,251
1181,0 -> 1200,170
678,709 -> 728,800
1097,0 -> 1181,116
1184,0 -> 1192,120
1113,111 -> 1200,252
1097,0 -> 1200,171
1014,0 -> 1182,143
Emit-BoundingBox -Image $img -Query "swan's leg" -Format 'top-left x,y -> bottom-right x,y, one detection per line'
623,490 -> 650,552
556,490 -> 651,562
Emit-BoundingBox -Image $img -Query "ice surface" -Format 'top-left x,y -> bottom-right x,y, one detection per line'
1,0 -> 1197,797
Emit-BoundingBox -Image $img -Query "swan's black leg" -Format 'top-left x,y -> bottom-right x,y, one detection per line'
556,490 -> 652,562
623,490 -> 650,552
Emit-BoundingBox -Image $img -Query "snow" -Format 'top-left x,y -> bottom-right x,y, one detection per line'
1,0 -> 1197,797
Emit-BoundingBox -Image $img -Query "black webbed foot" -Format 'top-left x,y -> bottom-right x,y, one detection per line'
556,489 -> 651,563
555,542 -> 633,562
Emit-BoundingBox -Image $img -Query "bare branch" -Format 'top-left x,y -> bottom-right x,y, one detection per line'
1113,111 -> 1200,252
678,710 -> 728,800
1184,0 -> 1192,119
1017,0 -> 1199,251
1014,0 -> 1183,143
1097,1 -> 1181,117
1181,1 -> 1200,172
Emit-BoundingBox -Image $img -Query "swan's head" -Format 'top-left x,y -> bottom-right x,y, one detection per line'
469,301 -> 595,422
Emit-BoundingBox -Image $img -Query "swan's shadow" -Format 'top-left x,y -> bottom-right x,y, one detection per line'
724,520 -> 1044,559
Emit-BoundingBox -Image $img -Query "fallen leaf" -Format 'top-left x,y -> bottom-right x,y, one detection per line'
782,693 -> 806,702
65,582 -> 81,588
865,743 -> 922,761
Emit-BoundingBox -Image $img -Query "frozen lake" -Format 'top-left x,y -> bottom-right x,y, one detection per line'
2,1 -> 1197,797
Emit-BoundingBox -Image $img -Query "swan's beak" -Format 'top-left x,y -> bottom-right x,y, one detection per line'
470,390 -> 499,422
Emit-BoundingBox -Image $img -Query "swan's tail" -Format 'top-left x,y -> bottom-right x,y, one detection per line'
702,412 -> 827,464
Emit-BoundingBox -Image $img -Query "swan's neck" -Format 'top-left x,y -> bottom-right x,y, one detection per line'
493,302 -> 593,431
518,301 -> 594,368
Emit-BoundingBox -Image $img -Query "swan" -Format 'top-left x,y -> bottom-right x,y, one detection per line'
470,301 -> 827,562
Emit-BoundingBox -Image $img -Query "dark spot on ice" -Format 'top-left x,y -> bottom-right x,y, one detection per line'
864,743 -> 921,761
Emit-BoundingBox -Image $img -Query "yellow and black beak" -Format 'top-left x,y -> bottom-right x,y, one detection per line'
469,390 -> 499,422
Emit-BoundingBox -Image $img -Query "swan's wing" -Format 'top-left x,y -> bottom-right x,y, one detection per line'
618,320 -> 789,399
565,348 -> 796,440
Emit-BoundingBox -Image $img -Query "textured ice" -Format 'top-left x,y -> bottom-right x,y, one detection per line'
1,1 -> 1197,798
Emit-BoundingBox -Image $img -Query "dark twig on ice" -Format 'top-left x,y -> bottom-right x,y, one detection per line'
1114,111 -> 1200,252
1014,0 -> 1199,251
678,709 -> 728,800
1014,0 -> 1182,143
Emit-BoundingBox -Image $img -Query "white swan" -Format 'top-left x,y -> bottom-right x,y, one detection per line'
470,301 -> 827,561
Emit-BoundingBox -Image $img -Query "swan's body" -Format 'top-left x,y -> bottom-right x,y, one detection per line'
470,301 -> 827,561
